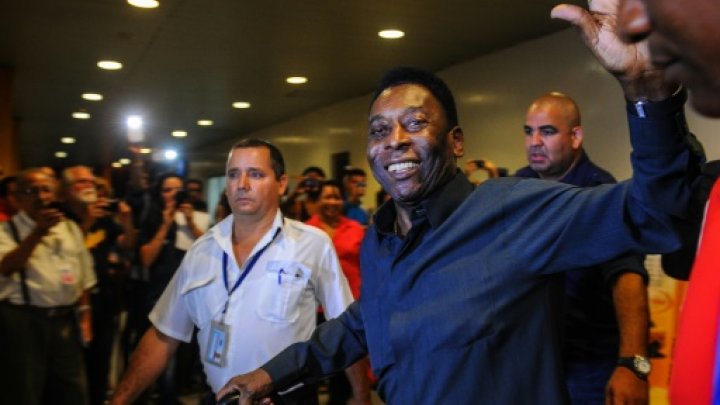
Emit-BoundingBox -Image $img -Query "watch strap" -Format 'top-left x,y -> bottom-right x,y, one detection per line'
617,356 -> 650,380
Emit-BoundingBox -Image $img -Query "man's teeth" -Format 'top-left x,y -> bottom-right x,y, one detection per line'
388,162 -> 419,173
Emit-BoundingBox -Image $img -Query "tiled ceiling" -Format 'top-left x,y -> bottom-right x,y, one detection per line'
0,0 -> 580,170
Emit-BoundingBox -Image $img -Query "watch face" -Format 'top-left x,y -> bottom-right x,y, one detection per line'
634,356 -> 652,374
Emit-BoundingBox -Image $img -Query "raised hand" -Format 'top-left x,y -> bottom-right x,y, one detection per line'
552,0 -> 675,100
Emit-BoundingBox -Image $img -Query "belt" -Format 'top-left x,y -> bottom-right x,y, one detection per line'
0,300 -> 76,317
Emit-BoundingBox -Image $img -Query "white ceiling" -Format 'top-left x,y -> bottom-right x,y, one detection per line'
0,0 -> 580,170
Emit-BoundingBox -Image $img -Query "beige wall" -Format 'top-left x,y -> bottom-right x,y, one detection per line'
194,28 -> 720,211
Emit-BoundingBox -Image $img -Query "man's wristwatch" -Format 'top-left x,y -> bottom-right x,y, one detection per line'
617,355 -> 652,380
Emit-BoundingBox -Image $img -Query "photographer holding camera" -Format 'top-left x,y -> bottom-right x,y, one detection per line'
60,165 -> 137,405
137,172 -> 210,404
281,166 -> 326,222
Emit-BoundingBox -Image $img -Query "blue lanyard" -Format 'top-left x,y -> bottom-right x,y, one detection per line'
222,227 -> 281,313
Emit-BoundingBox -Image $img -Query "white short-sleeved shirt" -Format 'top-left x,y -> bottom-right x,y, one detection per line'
149,211 -> 354,393
0,211 -> 96,306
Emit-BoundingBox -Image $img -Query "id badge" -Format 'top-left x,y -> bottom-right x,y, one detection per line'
59,268 -> 76,285
206,320 -> 230,367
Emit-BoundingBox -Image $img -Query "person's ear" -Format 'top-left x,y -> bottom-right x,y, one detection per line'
571,126 -> 584,150
278,174 -> 289,196
449,126 -> 465,158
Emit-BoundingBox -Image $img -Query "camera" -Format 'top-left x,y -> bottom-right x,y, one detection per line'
301,178 -> 320,189
45,201 -> 64,211
106,199 -> 120,213
174,189 -> 189,205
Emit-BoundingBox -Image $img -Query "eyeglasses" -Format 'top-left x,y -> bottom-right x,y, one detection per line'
20,186 -> 54,195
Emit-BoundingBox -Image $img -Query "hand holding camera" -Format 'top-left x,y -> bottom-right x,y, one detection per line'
37,201 -> 65,231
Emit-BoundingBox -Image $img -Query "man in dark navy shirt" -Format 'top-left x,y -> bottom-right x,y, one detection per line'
516,93 -> 650,405
215,1 -> 700,402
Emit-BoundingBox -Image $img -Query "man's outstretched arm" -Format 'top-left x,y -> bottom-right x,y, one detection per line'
110,326 -> 180,405
218,301 -> 368,402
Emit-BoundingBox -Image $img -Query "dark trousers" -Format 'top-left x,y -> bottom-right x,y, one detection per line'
85,294 -> 119,405
0,301 -> 89,405
565,359 -> 615,405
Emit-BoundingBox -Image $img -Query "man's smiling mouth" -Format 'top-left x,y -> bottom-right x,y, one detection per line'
387,161 -> 420,173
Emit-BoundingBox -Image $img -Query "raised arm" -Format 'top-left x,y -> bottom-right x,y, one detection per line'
552,0 -> 676,100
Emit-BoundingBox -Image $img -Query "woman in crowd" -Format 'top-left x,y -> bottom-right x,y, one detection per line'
305,180 -> 371,405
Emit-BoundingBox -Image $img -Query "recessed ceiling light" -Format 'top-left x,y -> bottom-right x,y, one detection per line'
197,119 -> 213,126
61,137 -> 76,144
119,158 -> 131,165
139,148 -> 152,154
112,162 -> 123,168
172,130 -> 188,137
72,112 -> 91,119
126,116 -> 143,129
127,0 -> 159,8
232,101 -> 251,109
286,76 -> 308,84
97,60 -> 123,70
55,151 -> 68,158
378,29 -> 405,39
82,93 -> 103,101
164,150 -> 178,160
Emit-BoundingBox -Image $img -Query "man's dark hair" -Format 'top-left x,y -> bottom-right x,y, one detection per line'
301,166 -> 326,178
370,66 -> 459,129
343,167 -> 366,178
230,138 -> 285,179
319,179 -> 344,194
185,178 -> 203,190
0,176 -> 17,198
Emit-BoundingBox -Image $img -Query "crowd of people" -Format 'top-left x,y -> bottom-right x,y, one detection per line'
2,0 -> 720,404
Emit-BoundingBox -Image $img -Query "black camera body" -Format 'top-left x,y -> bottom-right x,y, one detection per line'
45,201 -> 64,211
106,199 -> 120,213
301,178 -> 321,189
174,190 -> 189,205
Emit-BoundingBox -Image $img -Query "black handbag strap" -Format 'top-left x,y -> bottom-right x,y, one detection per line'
6,219 -> 32,305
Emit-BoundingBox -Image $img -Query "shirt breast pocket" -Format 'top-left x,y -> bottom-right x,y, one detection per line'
256,261 -> 309,323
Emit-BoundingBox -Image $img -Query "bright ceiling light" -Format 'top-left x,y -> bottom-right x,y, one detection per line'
232,101 -> 251,109
164,150 -> 178,160
127,0 -> 159,8
286,76 -> 308,84
97,60 -> 123,70
126,116 -> 143,130
72,112 -> 91,119
119,158 -> 131,165
139,148 -> 152,154
378,29 -> 405,39
55,151 -> 68,158
172,130 -> 188,137
112,162 -> 122,168
82,93 -> 103,101
61,137 -> 76,144
197,119 -> 213,126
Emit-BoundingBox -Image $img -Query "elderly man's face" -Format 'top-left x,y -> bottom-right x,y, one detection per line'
367,84 -> 463,206
17,172 -> 57,219
618,0 -> 720,116
66,167 -> 97,204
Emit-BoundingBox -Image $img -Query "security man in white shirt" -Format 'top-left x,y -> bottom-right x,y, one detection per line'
111,139 -> 358,405
0,167 -> 96,405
